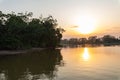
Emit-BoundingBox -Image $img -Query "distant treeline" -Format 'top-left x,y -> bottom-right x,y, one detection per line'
0,11 -> 64,50
61,35 -> 120,46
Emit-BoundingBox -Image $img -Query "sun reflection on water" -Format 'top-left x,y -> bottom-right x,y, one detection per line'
82,48 -> 90,61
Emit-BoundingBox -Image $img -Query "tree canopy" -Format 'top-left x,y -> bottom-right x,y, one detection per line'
0,11 -> 65,50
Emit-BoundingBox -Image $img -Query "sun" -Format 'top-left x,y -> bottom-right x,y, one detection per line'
76,15 -> 97,34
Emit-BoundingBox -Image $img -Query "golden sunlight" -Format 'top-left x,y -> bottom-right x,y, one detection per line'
76,15 -> 97,34
82,48 -> 90,61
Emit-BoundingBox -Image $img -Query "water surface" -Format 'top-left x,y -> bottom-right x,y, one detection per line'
59,46 -> 120,80
0,46 -> 120,80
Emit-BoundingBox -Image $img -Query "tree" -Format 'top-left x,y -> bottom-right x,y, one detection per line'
102,35 -> 117,43
88,36 -> 97,44
0,11 -> 64,50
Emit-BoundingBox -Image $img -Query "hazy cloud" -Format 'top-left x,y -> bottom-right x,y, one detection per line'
70,26 -> 78,28
0,0 -> 3,3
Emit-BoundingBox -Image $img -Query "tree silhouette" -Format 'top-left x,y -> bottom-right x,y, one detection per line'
0,11 -> 64,50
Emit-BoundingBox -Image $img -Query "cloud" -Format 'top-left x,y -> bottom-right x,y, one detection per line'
0,0 -> 3,3
70,26 -> 78,28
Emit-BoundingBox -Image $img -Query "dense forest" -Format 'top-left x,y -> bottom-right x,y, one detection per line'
0,11 -> 64,50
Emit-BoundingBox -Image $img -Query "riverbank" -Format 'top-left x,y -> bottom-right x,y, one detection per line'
0,48 -> 44,55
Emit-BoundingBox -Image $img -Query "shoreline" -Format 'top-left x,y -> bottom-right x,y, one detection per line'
0,48 -> 45,56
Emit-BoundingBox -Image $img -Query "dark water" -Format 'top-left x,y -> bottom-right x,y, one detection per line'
0,49 -> 63,80
0,46 -> 120,80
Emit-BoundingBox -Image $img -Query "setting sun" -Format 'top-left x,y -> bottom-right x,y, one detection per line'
76,15 -> 97,34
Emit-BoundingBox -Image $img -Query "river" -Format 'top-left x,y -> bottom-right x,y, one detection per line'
0,46 -> 120,80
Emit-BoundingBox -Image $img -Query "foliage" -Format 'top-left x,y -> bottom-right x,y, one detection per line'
0,11 -> 64,50
61,35 -> 120,46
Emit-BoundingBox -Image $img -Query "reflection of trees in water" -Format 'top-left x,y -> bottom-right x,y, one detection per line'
0,71 -> 7,80
0,49 -> 64,80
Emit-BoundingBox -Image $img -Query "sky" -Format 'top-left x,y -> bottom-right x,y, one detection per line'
0,0 -> 120,38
